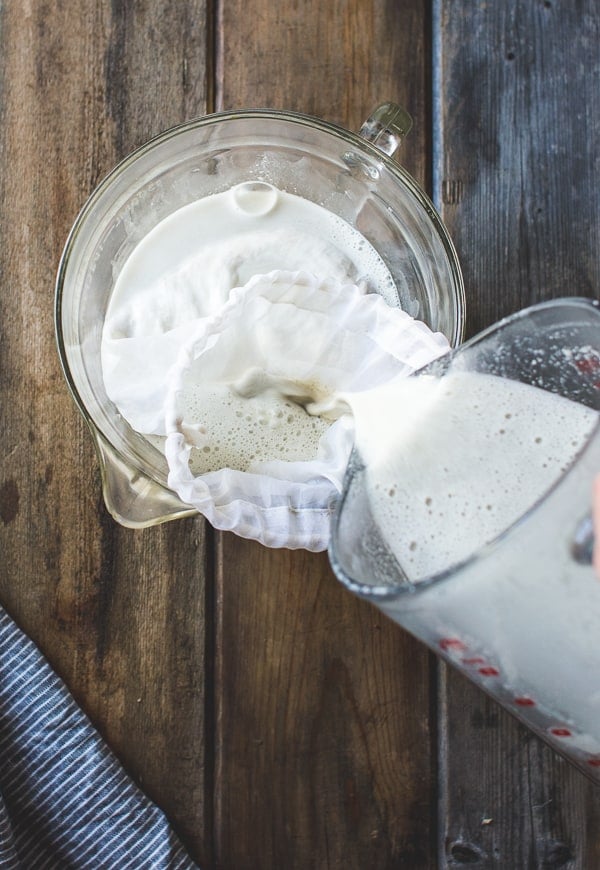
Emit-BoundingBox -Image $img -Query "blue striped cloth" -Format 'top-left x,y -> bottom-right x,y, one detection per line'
0,607 -> 199,869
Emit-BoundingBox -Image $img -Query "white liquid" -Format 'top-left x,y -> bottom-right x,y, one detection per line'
102,182 -> 397,341
352,371 -> 598,580
101,183 -> 397,460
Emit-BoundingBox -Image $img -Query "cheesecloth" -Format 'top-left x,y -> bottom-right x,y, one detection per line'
163,270 -> 449,551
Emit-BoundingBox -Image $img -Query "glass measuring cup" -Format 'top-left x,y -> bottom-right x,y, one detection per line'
329,297 -> 600,778
55,104 -> 464,528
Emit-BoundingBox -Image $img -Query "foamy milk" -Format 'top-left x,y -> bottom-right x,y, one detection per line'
101,183 -> 396,465
173,379 -> 334,476
352,370 -> 598,580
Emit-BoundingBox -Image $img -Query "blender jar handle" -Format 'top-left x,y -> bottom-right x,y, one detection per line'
359,103 -> 413,158
571,513 -> 595,565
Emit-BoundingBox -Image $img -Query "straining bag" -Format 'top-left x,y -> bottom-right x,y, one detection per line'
164,271 -> 449,551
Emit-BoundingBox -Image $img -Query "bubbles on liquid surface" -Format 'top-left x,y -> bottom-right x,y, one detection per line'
180,382 -> 332,476
355,371 -> 598,581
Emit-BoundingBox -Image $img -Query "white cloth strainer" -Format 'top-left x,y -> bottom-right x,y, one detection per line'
164,270 -> 449,551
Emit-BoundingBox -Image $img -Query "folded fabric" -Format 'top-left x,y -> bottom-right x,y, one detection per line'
163,270 -> 450,551
0,607 -> 198,869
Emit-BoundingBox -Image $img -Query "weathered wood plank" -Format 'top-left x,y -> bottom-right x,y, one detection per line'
437,0 -> 600,337
215,542 -> 435,869
216,0 -> 431,179
0,1 -> 210,862
437,1 -> 600,866
214,2 -> 437,867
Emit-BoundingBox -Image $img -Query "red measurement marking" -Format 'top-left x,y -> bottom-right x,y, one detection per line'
587,758 -> 600,768
462,657 -> 486,665
478,666 -> 500,677
514,697 -> 536,707
549,727 -> 572,738
439,638 -> 467,652
574,356 -> 600,375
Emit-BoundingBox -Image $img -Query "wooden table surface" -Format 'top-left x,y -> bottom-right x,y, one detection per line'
2,1 -> 600,867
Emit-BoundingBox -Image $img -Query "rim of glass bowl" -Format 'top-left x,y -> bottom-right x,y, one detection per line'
55,107 -> 466,487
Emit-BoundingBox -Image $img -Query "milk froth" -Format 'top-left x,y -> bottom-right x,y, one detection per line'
173,379 -> 332,476
351,371 -> 598,580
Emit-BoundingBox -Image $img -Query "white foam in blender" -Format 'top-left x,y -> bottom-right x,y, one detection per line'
101,182 -> 397,439
352,370 -> 598,581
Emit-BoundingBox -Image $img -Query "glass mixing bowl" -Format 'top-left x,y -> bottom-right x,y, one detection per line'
55,103 -> 465,526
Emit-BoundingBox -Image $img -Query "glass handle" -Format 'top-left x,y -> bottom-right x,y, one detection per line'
358,103 -> 413,159
571,513 -> 594,565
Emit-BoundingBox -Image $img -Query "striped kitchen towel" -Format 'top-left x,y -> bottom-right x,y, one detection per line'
0,606 -> 199,869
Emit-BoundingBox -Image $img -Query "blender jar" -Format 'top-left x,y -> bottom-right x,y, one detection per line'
329,297 -> 600,779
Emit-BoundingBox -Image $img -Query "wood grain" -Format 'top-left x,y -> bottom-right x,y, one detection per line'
214,542 -> 435,869
2,0 -> 599,867
216,0 -> 431,182
0,0 -> 211,862
437,1 -> 600,867
437,0 -> 600,337
214,1 -> 437,867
